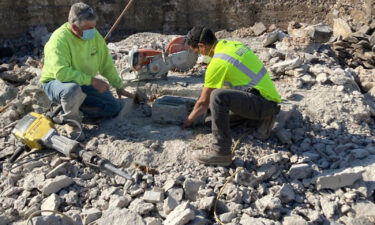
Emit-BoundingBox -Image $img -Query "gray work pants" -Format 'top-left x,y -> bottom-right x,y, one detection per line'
210,88 -> 279,154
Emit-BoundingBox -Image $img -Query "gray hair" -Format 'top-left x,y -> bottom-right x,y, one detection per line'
68,2 -> 97,28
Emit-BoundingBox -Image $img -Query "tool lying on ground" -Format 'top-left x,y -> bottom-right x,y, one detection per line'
123,36 -> 198,81
9,106 -> 133,180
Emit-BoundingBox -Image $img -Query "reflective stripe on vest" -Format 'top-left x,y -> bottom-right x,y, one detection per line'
213,53 -> 267,88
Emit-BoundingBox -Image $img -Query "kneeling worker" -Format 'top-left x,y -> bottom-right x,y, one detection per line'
183,26 -> 281,166
40,2 -> 135,140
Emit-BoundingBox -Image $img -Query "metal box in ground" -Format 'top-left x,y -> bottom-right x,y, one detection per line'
152,95 -> 205,125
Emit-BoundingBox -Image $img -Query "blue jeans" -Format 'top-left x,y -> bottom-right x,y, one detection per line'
43,80 -> 121,119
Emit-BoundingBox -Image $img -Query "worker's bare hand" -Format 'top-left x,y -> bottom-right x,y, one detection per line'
182,118 -> 193,128
116,88 -> 134,99
91,77 -> 110,93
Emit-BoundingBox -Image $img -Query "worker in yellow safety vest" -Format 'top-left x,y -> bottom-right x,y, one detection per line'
183,26 -> 281,166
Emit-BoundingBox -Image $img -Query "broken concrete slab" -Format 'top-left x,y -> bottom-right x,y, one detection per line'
269,57 -> 303,75
163,196 -> 178,215
151,96 -> 205,125
315,167 -> 364,190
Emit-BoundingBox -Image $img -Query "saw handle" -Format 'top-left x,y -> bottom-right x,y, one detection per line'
8,146 -> 25,163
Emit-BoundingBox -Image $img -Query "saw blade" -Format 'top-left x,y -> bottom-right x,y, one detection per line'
172,48 -> 198,72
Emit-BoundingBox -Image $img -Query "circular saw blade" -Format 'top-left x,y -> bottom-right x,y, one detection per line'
166,36 -> 198,72
173,48 -> 198,72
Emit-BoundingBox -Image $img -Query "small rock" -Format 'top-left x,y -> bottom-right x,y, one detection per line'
41,194 -> 61,216
252,22 -> 267,36
163,196 -> 178,215
277,184 -> 295,203
183,179 -> 204,201
351,149 -> 369,159
143,190 -> 164,203
41,175 -> 74,196
320,197 -> 337,219
81,208 -> 102,225
163,202 -> 195,225
287,164 -> 313,180
219,212 -> 236,223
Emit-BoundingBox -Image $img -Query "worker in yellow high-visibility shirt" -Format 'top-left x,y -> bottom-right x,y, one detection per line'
183,26 -> 281,166
41,2 -> 135,141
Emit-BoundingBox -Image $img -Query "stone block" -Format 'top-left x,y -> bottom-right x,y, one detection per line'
152,96 -> 205,125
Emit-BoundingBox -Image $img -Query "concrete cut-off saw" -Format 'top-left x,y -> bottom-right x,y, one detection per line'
122,36 -> 198,81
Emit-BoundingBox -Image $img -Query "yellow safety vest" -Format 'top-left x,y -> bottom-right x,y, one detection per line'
205,40 -> 281,103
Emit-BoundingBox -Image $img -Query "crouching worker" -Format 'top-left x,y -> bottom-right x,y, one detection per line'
40,2 -> 135,140
183,26 -> 281,166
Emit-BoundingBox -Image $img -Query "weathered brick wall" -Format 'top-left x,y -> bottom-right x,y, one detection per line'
0,0 -> 373,39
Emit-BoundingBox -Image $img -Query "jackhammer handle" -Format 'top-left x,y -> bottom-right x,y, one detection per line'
9,146 -> 25,163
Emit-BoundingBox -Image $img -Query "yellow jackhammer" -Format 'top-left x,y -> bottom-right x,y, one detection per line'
9,106 -> 133,180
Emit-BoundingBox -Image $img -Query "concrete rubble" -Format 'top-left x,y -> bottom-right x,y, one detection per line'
0,9 -> 374,225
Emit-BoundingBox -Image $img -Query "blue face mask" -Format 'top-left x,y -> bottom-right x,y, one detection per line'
82,28 -> 95,40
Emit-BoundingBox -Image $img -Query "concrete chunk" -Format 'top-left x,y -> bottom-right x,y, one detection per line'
143,190 -> 164,203
287,164 -> 313,180
277,184 -> 295,203
183,179 -> 205,201
252,22 -> 267,36
353,200 -> 375,217
333,18 -> 352,38
95,208 -> 145,225
240,214 -> 280,225
163,202 -> 195,225
41,194 -> 61,216
41,175 -> 73,196
315,168 -> 364,190
163,196 -> 178,215
308,24 -> 332,43
81,208 -> 102,225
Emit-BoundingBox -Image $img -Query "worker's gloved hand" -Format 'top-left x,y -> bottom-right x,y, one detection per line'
91,77 -> 110,93
133,89 -> 147,104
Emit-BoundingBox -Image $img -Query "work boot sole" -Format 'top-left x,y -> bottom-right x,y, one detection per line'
192,152 -> 232,167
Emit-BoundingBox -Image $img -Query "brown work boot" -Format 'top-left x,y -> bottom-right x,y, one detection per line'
192,148 -> 232,166
253,114 -> 276,140
64,124 -> 85,142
